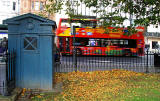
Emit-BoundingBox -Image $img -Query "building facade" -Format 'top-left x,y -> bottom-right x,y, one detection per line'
20,0 -> 55,20
145,32 -> 160,52
0,0 -> 19,24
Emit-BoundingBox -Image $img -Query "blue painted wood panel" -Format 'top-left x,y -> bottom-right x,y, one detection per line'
39,36 -> 53,89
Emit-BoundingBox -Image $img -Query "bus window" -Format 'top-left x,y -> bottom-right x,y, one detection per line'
89,39 -> 96,46
61,19 -> 97,28
74,38 -> 102,47
66,38 -> 70,52
81,21 -> 97,28
88,39 -> 101,47
59,37 -> 64,51
108,40 -> 113,46
124,40 -> 128,45
128,39 -> 137,48
74,38 -> 89,46
120,40 -> 123,44
61,22 -> 70,28
118,39 -> 137,48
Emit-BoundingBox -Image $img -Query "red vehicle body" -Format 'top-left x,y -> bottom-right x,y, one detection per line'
56,18 -> 145,56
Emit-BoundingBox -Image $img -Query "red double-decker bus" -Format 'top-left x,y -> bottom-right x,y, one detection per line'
56,18 -> 145,56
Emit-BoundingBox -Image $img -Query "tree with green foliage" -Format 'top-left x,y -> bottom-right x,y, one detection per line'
44,0 -> 160,32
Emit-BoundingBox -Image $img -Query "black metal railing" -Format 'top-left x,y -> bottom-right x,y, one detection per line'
54,50 -> 160,73
0,49 -> 16,96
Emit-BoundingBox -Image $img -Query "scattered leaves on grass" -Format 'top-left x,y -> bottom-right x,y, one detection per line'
32,69 -> 160,101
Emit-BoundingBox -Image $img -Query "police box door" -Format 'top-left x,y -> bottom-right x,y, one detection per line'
21,34 -> 40,88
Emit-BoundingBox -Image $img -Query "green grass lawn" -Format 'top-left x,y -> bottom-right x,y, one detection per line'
31,70 -> 160,101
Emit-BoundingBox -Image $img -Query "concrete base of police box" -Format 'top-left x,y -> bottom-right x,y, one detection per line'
0,88 -> 22,101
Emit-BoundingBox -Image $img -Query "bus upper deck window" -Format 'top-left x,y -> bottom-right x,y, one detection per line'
61,23 -> 70,28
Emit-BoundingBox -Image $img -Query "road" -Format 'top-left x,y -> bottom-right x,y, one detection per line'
54,54 -> 157,73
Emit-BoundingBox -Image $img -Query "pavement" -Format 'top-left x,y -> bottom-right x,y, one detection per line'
15,82 -> 63,101
0,61 -> 7,96
0,82 -> 63,101
0,88 -> 22,101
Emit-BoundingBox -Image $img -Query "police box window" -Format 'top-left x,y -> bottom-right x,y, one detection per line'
24,37 -> 37,50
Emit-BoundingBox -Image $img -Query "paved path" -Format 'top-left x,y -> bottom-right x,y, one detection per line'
0,62 -> 7,95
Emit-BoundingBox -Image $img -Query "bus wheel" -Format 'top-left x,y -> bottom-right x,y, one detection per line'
76,49 -> 82,56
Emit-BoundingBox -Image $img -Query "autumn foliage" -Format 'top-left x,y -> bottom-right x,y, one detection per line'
52,69 -> 160,101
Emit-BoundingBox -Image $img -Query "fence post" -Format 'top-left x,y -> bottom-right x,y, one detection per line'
146,49 -> 149,73
72,26 -> 77,72
4,51 -> 8,96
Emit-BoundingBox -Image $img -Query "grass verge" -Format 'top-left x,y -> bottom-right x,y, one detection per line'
31,69 -> 160,101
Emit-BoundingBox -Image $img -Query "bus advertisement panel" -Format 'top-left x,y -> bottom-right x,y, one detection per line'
56,18 -> 145,56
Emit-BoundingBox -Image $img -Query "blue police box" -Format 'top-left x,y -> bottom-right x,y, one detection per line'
3,13 -> 56,90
